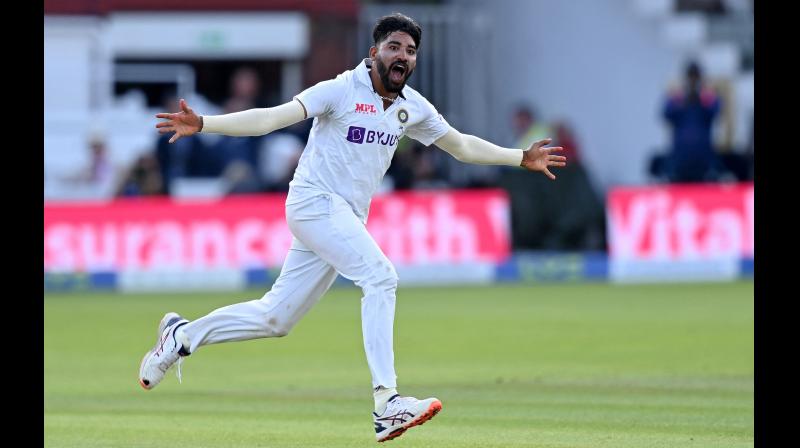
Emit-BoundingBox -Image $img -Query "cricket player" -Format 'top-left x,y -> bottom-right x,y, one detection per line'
140,13 -> 566,442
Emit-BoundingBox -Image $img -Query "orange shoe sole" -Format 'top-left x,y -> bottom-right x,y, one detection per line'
378,399 -> 442,443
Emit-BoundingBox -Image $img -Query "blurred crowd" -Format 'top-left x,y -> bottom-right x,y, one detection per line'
60,57 -> 751,253
151,67 -> 311,197
56,67 -> 311,200
649,60 -> 753,184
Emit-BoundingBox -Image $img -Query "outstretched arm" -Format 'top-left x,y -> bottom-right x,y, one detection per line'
156,99 -> 307,143
433,127 -> 566,180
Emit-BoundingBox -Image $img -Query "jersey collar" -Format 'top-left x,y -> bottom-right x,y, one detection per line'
358,58 -> 407,100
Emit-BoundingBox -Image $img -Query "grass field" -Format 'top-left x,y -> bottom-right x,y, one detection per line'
44,281 -> 754,447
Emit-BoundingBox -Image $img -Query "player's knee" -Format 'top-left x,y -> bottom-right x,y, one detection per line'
363,262 -> 398,296
265,317 -> 293,337
382,269 -> 399,292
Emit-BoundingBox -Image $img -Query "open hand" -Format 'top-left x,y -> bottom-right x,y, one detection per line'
520,138 -> 567,180
155,99 -> 202,144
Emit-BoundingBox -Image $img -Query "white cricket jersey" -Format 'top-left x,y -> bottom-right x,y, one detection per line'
288,58 -> 450,222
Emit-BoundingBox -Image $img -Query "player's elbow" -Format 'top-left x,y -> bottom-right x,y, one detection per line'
450,149 -> 468,163
447,135 -> 470,162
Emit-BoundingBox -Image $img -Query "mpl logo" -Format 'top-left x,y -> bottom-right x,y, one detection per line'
346,126 -> 399,146
355,103 -> 377,115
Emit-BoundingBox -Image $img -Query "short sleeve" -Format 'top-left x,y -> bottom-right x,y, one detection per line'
294,78 -> 347,118
405,98 -> 451,146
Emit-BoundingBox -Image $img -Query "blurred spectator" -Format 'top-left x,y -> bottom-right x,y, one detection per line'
158,68 -> 270,196
155,91 -> 215,193
409,142 -> 450,190
155,68 -> 314,196
386,139 -> 450,191
226,67 -> 262,111
257,133 -> 304,192
553,122 -> 581,165
410,150 -> 439,188
63,132 -> 115,185
208,67 -> 263,191
386,138 -> 416,190
53,131 -> 118,199
550,121 -> 606,250
501,116 -> 606,251
224,67 -> 304,194
676,0 -> 726,14
257,107 -> 313,192
661,60 -> 724,183
222,160 -> 262,195
115,152 -> 164,197
511,105 -> 553,150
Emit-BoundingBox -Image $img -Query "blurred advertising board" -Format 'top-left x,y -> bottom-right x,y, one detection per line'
44,190 -> 510,290
607,182 -> 754,282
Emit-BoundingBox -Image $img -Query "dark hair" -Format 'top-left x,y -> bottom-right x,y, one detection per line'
372,13 -> 422,49
686,60 -> 702,79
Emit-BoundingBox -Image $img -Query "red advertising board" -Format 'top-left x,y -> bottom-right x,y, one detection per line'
44,190 -> 510,272
607,183 -> 754,261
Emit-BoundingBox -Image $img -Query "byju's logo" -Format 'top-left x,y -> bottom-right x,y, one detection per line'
346,126 -> 399,146
347,126 -> 366,144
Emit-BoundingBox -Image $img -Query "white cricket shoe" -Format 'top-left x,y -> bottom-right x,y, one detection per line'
373,395 -> 442,442
138,312 -> 190,390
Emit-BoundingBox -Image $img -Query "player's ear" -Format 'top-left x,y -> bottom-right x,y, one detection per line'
369,46 -> 377,59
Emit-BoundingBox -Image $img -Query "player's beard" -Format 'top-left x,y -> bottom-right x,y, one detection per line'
376,58 -> 413,93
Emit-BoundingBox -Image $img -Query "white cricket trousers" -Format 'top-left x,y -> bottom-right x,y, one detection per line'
179,190 -> 398,388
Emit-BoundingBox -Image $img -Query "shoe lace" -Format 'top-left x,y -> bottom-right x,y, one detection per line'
384,397 -> 408,415
175,357 -> 184,384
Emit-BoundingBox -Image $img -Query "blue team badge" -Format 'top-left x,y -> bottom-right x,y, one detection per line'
397,109 -> 409,124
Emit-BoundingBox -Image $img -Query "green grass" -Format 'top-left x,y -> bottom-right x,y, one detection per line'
45,281 -> 754,447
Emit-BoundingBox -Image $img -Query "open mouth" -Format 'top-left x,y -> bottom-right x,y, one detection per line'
389,63 -> 407,83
